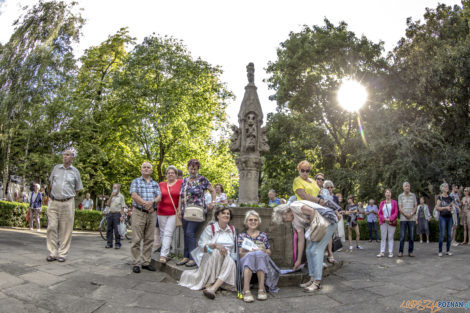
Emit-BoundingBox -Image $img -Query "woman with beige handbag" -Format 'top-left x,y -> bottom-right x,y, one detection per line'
177,159 -> 216,267
272,200 -> 338,293
157,166 -> 183,263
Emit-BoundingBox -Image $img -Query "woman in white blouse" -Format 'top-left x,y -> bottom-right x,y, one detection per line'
178,207 -> 236,299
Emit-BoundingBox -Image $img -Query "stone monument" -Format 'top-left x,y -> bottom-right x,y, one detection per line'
230,63 -> 269,204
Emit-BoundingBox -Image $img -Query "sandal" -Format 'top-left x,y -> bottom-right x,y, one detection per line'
159,256 -> 167,264
327,257 -> 337,264
203,288 -> 216,300
176,258 -> 189,266
257,290 -> 268,301
304,281 -> 321,292
243,290 -> 254,302
299,280 -> 314,288
185,260 -> 196,267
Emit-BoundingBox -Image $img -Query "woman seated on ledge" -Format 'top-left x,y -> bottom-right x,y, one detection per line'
272,201 -> 338,292
238,210 -> 280,303
178,206 -> 236,299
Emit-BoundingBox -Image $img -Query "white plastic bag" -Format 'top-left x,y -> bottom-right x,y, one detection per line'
118,222 -> 126,236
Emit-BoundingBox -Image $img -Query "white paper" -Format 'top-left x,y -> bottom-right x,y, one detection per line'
241,238 -> 259,251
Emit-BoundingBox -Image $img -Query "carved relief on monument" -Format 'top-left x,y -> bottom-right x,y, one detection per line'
230,125 -> 241,152
245,112 -> 258,152
259,126 -> 269,153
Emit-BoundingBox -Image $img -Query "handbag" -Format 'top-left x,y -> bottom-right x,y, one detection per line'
183,181 -> 205,222
306,210 -> 330,242
26,209 -> 31,223
167,182 -> 182,227
332,235 -> 342,252
383,202 -> 397,226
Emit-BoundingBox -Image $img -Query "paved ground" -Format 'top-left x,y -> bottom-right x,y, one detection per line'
0,227 -> 469,313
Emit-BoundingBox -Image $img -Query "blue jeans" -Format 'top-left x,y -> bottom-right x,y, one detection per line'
306,223 -> 337,280
106,213 -> 121,247
399,221 -> 415,254
182,219 -> 203,260
368,222 -> 378,240
438,216 -> 453,253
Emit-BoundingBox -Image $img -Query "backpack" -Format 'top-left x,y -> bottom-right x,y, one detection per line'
210,223 -> 235,236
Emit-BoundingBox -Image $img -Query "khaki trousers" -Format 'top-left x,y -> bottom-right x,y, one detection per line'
131,209 -> 156,266
47,199 -> 75,258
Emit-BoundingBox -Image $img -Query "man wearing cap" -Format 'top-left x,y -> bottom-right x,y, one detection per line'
130,162 -> 161,273
46,148 -> 83,262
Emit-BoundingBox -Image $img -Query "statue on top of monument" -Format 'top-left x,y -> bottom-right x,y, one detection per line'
247,62 -> 255,84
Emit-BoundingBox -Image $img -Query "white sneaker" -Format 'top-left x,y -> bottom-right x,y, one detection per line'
420,240 -> 423,244
388,253 -> 393,258
446,252 -> 453,256
356,245 -> 363,250
349,246 -> 353,251
376,253 -> 384,258
452,241 -> 459,247
426,240 -> 430,244
438,252 -> 443,257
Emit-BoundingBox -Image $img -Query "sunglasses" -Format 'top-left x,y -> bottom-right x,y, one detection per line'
300,169 -> 310,173
316,178 -> 324,181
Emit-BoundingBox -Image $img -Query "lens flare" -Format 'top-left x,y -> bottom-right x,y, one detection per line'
357,114 -> 368,146
337,79 -> 368,112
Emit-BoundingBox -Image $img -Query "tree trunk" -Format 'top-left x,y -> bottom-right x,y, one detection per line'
2,132 -> 12,197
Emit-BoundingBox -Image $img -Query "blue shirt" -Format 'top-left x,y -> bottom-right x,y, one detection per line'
130,176 -> 161,209
365,204 -> 378,223
268,198 -> 281,207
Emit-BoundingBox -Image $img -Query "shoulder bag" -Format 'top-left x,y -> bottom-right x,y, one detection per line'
167,183 -> 182,227
306,210 -> 330,242
183,180 -> 205,222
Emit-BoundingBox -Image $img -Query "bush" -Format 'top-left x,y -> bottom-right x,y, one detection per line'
0,201 -> 102,231
344,219 -> 464,242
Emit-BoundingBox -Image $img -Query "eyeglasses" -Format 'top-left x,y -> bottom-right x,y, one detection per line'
300,169 -> 310,173
248,218 -> 258,222
316,178 -> 324,181
327,186 -> 334,189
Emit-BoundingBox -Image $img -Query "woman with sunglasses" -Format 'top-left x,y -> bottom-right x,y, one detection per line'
292,160 -> 325,270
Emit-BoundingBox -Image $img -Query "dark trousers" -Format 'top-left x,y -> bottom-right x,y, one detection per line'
368,222 -> 378,240
438,216 -> 453,253
182,219 -> 202,260
107,213 -> 121,247
399,221 -> 415,253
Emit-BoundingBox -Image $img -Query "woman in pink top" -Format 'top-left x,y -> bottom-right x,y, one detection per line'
377,189 -> 398,258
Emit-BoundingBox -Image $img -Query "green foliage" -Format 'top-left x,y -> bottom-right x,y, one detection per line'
0,201 -> 102,231
0,3 -> 237,200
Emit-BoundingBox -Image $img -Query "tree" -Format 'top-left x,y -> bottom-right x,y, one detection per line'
389,2 -> 470,188
114,34 -> 237,195
265,19 -> 388,197
0,1 -> 83,194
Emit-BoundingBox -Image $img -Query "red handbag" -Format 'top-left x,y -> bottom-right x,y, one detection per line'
26,209 -> 31,223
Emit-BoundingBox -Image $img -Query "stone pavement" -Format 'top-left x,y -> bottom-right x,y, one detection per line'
0,227 -> 469,313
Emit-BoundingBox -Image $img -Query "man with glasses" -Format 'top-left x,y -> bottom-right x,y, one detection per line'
130,162 -> 162,273
46,148 -> 83,263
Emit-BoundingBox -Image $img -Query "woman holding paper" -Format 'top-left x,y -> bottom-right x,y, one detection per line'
178,206 -> 236,300
237,210 -> 280,302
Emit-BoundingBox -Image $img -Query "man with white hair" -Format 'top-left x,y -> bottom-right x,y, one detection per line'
46,148 -> 83,262
398,182 -> 417,257
130,162 -> 161,273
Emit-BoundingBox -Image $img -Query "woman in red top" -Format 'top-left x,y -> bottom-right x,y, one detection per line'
157,165 -> 183,263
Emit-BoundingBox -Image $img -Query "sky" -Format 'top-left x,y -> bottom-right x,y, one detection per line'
0,0 -> 462,124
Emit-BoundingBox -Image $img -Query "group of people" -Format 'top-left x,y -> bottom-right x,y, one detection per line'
38,149 -> 470,303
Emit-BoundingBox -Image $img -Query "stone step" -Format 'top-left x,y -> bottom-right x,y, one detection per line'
150,251 -> 342,287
